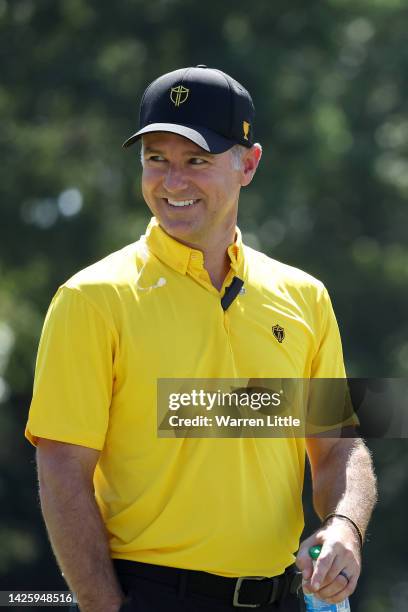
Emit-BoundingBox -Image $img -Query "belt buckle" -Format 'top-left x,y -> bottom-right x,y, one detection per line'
233,575 -> 278,608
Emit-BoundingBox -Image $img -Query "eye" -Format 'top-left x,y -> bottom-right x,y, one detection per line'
190,157 -> 207,165
146,155 -> 166,162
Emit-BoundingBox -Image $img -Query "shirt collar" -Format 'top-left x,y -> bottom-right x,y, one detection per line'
143,217 -> 244,275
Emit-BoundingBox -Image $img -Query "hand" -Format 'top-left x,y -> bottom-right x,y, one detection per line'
296,518 -> 361,604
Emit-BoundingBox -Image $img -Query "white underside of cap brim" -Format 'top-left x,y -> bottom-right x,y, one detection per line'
122,123 -> 234,153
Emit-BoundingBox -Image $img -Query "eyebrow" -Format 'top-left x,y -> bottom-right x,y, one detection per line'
143,146 -> 212,158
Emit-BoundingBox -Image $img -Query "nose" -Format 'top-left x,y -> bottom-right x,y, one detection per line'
163,164 -> 188,193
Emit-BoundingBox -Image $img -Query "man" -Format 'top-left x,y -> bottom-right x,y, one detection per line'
26,66 -> 377,611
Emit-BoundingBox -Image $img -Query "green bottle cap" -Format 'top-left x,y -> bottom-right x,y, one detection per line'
309,545 -> 322,560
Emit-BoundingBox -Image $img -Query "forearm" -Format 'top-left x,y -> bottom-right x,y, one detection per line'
310,439 -> 377,538
39,468 -> 124,612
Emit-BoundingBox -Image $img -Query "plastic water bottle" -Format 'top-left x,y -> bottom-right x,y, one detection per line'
303,545 -> 351,611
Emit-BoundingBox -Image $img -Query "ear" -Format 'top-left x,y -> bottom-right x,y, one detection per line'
241,144 -> 262,187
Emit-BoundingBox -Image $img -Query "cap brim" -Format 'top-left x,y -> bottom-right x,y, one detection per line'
122,123 -> 236,154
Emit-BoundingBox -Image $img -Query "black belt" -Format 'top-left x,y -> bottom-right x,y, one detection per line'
113,559 -> 302,608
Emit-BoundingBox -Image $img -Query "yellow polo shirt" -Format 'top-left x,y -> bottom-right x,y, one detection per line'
26,218 -> 346,577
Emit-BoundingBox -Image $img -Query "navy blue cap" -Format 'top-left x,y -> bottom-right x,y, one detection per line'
122,65 -> 255,153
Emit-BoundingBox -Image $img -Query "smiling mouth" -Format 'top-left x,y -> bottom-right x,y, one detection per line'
163,198 -> 201,208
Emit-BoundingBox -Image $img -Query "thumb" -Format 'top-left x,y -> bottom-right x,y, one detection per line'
296,532 -> 322,580
295,545 -> 313,580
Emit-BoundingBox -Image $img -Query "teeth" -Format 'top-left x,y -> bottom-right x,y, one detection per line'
167,199 -> 196,207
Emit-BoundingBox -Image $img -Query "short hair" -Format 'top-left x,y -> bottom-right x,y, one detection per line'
229,144 -> 246,170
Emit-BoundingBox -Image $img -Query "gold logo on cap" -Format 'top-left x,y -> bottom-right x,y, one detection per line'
243,121 -> 250,140
170,85 -> 189,107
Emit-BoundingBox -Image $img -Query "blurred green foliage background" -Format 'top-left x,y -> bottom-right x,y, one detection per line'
0,0 -> 407,610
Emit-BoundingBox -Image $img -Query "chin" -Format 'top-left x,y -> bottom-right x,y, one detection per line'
160,218 -> 203,244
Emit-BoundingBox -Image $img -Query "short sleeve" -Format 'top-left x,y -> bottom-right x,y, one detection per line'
25,286 -> 116,449
311,286 -> 346,378
307,286 -> 358,433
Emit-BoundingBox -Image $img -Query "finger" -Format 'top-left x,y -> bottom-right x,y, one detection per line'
302,579 -> 313,595
320,556 -> 348,586
295,549 -> 313,580
296,532 -> 325,580
310,548 -> 335,591
318,572 -> 358,604
317,572 -> 349,600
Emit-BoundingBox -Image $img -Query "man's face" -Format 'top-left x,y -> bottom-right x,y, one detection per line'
141,132 -> 245,247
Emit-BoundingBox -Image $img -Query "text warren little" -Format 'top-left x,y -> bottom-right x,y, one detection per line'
168,415 -> 301,427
